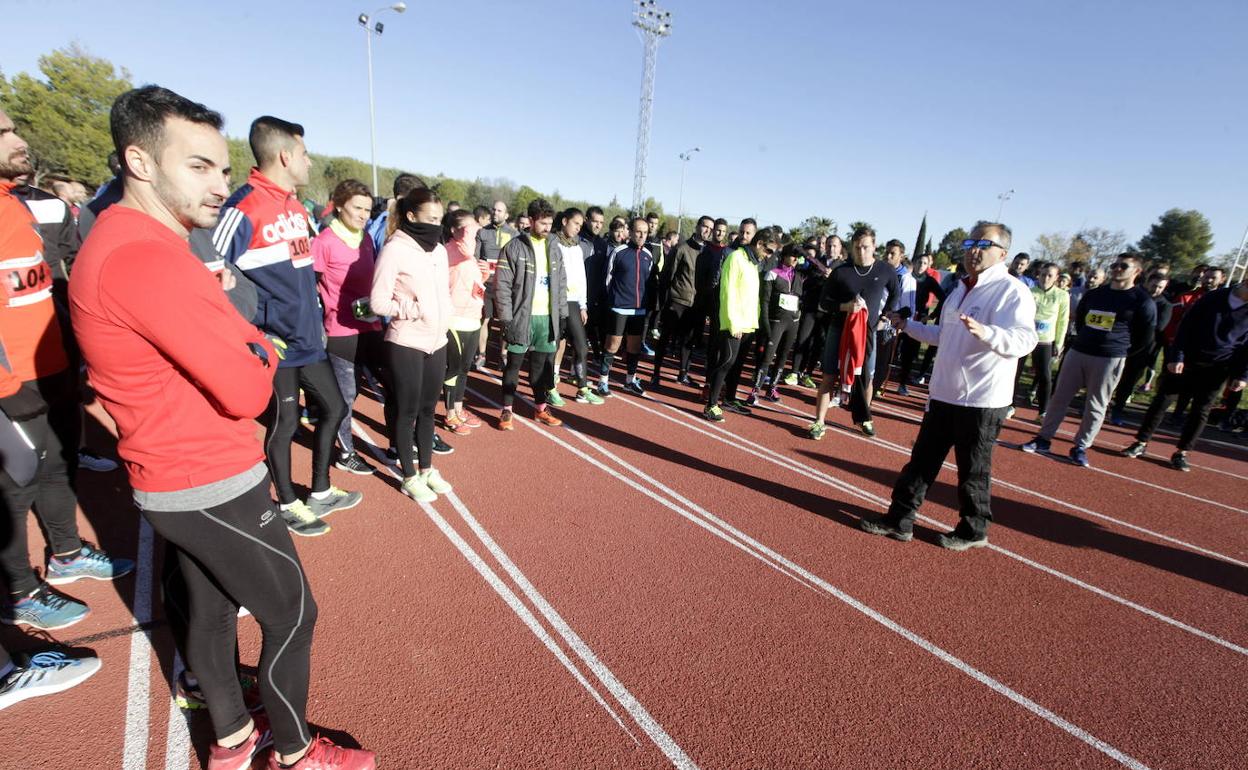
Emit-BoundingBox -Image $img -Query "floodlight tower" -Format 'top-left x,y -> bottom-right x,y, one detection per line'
359,2 -> 407,194
631,0 -> 673,214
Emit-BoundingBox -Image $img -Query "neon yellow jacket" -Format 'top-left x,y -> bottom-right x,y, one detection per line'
718,246 -> 760,336
1031,285 -> 1069,345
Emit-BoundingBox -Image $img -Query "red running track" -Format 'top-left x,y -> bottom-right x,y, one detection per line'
1,358 -> 1245,769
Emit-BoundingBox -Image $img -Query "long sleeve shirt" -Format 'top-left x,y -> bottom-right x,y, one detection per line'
1031,285 -> 1070,345
1170,288 -> 1248,380
902,261 -> 1037,409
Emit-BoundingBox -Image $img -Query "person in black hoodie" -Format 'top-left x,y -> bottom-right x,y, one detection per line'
1123,280 -> 1248,470
748,243 -> 804,402
652,216 -> 712,387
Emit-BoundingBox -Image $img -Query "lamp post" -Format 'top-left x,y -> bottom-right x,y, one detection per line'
630,0 -> 673,214
359,2 -> 406,195
996,188 -> 1015,221
675,147 -> 700,237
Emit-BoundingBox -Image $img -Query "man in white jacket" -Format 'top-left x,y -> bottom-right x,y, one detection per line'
861,222 -> 1037,550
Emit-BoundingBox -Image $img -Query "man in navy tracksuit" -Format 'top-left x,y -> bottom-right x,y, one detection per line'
214,116 -> 360,534
599,217 -> 658,396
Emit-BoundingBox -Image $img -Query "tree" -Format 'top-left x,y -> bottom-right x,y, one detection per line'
1032,231 -> 1073,265
925,237 -> 933,255
511,185 -> 543,217
1072,227 -> 1129,269
797,216 -> 835,239
847,220 -> 873,236
0,44 -> 132,185
935,227 -> 969,266
913,214 -> 927,258
432,176 -> 468,207
1136,209 -> 1214,275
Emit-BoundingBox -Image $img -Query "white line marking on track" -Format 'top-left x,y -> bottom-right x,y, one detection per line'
465,388 -> 1153,768
164,653 -> 190,770
614,394 -> 1248,657
122,518 -> 155,770
871,400 -> 1248,515
768,399 -> 1248,569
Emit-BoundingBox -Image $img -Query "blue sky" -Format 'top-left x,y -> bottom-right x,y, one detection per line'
5,0 -> 1247,257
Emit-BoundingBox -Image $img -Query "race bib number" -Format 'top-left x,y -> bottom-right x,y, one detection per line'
539,275 -> 550,288
289,237 -> 312,267
1084,310 -> 1116,331
1,256 -> 52,308
778,293 -> 799,312
1035,319 -> 1052,334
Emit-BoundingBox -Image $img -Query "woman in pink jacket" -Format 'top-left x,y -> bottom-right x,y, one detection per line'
369,188 -> 452,502
312,179 -> 389,475
442,209 -> 486,434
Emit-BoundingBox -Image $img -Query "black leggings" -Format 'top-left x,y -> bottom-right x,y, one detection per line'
503,349 -> 555,408
1014,341 -> 1054,413
326,332 -> 395,456
789,312 -> 826,377
265,361 -> 346,506
755,317 -> 798,386
653,303 -> 702,380
142,479 -> 316,755
387,342 -> 447,478
562,302 -> 590,389
444,326 -> 482,409
706,332 -> 743,407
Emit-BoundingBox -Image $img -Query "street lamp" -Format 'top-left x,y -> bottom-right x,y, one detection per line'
630,0 -> 674,214
996,188 -> 1015,221
359,2 -> 407,195
675,147 -> 700,237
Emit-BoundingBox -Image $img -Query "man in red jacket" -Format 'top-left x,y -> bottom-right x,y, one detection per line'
71,86 -> 374,770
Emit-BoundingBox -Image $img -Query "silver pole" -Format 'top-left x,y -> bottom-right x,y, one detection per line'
366,25 -> 377,194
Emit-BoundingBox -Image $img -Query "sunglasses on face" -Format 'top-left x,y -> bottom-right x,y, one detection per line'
1110,262 -> 1132,271
962,239 -> 1006,251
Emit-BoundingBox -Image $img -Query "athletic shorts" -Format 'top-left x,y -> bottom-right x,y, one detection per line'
821,320 -> 877,382
608,310 -> 647,337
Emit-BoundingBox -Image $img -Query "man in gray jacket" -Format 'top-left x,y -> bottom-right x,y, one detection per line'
493,198 -> 568,430
651,215 -> 712,387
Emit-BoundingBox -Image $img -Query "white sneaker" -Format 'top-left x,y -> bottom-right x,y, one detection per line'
401,475 -> 437,503
830,394 -> 842,409
420,468 -> 452,494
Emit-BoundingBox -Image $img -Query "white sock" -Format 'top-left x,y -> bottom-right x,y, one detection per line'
309,489 -> 333,501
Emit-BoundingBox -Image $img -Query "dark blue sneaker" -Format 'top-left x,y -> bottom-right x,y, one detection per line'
1020,437 -> 1050,454
45,544 -> 135,586
2,583 -> 89,631
1069,446 -> 1091,468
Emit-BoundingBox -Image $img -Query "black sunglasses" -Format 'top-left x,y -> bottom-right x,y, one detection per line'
962,238 -> 1007,251
1110,262 -> 1133,271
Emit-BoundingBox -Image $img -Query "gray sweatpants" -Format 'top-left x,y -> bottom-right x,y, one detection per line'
1039,348 -> 1125,449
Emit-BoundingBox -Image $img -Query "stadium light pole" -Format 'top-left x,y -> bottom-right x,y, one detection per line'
359,2 -> 407,195
675,147 -> 700,237
630,0 -> 673,215
996,188 -> 1015,221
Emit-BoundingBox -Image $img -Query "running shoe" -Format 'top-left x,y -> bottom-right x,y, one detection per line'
401,474 -> 437,503
534,409 -> 562,427
1,583 -> 89,630
873,387 -> 884,400
174,670 -> 260,713
334,452 -> 374,475
1107,406 -> 1125,427
623,378 -> 645,396
702,405 -> 724,422
595,381 -> 612,398
45,543 -> 134,585
677,373 -> 697,387
307,487 -> 363,518
808,421 -> 826,441
280,502 -> 330,538
763,386 -> 781,402
0,651 -> 102,712
208,714 -> 273,770
472,359 -> 489,374
456,410 -> 482,429
937,531 -> 989,551
443,413 -> 472,435
1170,451 -> 1190,472
1069,446 -> 1090,468
576,387 -> 605,405
896,384 -> 910,397
723,399 -> 752,415
859,421 -> 876,437
745,390 -> 759,407
642,343 -> 655,356
858,517 -> 913,542
546,389 -> 566,408
1121,441 -> 1147,458
266,735 -> 375,770
420,468 -> 453,494
1019,437 -> 1050,454
432,435 -> 454,455
829,394 -> 842,410
1005,406 -> 1016,419
798,374 -> 817,389
498,410 -> 514,431
915,376 -> 927,386
77,449 -> 118,473
782,372 -> 798,386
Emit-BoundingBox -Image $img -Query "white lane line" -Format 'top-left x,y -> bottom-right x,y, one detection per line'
871,400 -> 1247,516
446,490 -> 697,769
164,653 -> 190,770
348,425 -> 647,752
766,399 -> 1248,569
122,518 -> 155,770
614,394 -> 1248,657
465,388 -> 1151,768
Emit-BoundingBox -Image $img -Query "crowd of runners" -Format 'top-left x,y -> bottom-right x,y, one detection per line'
1,84 -> 1246,770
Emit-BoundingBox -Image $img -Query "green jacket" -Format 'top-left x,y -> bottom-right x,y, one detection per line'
1031,285 -> 1070,345
718,246 -> 760,336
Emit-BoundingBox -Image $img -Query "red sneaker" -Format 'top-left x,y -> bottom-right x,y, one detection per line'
533,409 -> 562,427
498,410 -> 514,431
443,413 -> 472,436
457,409 -> 482,429
268,735 -> 375,770
208,715 -> 272,770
